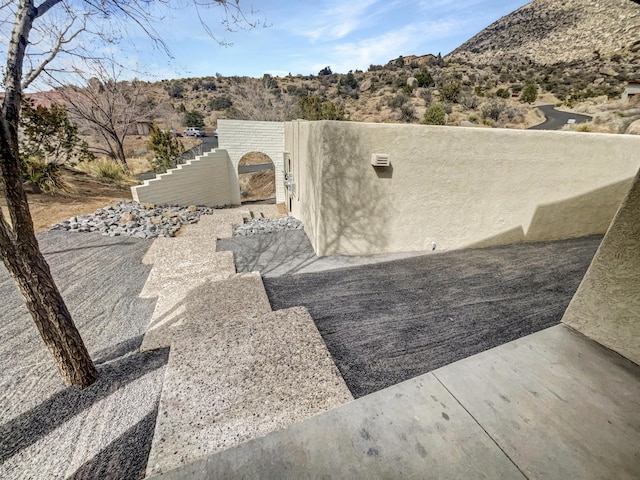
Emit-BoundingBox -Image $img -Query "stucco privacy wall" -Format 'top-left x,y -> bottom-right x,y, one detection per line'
217,120 -> 285,204
131,150 -> 236,207
562,168 -> 640,364
285,120 -> 640,257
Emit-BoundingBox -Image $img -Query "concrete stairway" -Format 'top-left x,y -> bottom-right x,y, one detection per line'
152,324 -> 640,479
139,207 -> 353,477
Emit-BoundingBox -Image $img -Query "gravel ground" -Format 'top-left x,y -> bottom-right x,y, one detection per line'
264,235 -> 603,398
0,231 -> 161,480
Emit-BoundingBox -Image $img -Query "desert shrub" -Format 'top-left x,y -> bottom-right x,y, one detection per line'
341,71 -> 358,90
398,103 -> 416,122
520,83 -> 538,103
415,69 -> 435,88
496,88 -> 511,99
21,157 -> 69,193
318,66 -> 332,76
387,93 -> 409,109
402,84 -> 414,95
297,96 -> 345,120
440,78 -> 462,103
481,99 -> 506,121
92,158 -> 128,181
147,124 -> 185,173
202,80 -> 217,91
502,105 -> 525,123
208,96 -> 233,110
422,104 -> 446,125
460,94 -> 480,110
183,110 -> 205,128
419,88 -> 433,106
165,82 -> 184,99
262,73 -> 278,89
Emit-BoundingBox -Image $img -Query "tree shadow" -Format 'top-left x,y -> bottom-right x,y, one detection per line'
0,339 -> 169,464
66,409 -> 159,480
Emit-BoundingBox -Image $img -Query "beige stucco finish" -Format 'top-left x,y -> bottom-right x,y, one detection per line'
285,121 -> 640,257
562,168 -> 640,364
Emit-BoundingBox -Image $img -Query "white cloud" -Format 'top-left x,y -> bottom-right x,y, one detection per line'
299,0 -> 380,42
319,18 -> 466,73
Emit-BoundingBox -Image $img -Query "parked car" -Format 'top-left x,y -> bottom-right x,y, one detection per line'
183,127 -> 206,137
213,128 -> 218,138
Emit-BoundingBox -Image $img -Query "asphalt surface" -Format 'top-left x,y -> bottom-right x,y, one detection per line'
0,231 -> 161,480
530,104 -> 593,130
263,235 -> 602,398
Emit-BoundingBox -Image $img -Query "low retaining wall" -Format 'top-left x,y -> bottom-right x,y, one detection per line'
131,149 -> 237,207
285,121 -> 640,256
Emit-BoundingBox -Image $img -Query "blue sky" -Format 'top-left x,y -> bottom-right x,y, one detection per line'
125,0 -> 530,80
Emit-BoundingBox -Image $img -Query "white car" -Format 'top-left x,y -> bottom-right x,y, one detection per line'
183,127 -> 206,137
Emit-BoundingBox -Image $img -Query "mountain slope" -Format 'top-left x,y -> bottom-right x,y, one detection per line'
448,0 -> 640,66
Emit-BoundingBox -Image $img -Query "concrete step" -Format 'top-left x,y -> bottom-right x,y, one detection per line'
140,251 -> 235,299
142,236 -> 218,266
150,325 -> 640,479
180,210 -> 249,239
145,306 -> 353,477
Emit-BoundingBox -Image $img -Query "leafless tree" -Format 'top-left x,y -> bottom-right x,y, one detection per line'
59,66 -> 157,168
0,0 -> 261,388
229,76 -> 297,122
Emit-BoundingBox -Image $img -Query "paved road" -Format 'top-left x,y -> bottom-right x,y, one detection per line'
530,104 -> 592,130
238,162 -> 274,174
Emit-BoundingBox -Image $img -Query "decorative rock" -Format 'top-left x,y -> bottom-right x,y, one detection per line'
233,216 -> 304,237
49,200 -> 219,239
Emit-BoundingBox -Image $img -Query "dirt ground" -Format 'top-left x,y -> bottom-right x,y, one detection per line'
1,169 -> 133,232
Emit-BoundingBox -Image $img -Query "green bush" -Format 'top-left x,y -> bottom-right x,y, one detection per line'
297,96 -> 345,120
422,104 -> 446,125
415,69 -> 435,88
496,88 -> 511,99
439,78 -> 462,103
520,83 -> 538,104
183,110 -> 205,128
21,158 -> 69,193
208,96 -> 233,111
147,124 -> 185,173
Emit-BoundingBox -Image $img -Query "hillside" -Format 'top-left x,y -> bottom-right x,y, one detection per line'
449,0 -> 640,66
36,0 -> 640,160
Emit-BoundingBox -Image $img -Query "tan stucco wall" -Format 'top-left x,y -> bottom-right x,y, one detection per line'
131,149 -> 235,207
562,168 -> 640,364
286,121 -> 640,257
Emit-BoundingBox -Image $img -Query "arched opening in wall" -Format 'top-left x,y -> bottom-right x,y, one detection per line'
237,151 -> 276,204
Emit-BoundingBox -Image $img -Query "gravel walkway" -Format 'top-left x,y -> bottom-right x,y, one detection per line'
0,231 -> 160,480
264,235 -> 603,398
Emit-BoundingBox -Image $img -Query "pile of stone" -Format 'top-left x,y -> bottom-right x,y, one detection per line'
233,216 -> 303,236
50,200 -> 217,239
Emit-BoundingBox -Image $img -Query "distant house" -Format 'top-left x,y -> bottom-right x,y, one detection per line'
622,79 -> 640,103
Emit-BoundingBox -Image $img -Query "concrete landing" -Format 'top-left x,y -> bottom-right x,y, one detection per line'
146,306 -> 353,476
153,325 -> 640,479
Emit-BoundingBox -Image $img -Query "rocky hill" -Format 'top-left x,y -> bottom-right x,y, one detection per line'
449,0 -> 640,66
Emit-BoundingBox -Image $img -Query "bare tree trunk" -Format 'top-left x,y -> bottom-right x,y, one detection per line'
0,0 -> 97,388
0,131 -> 98,388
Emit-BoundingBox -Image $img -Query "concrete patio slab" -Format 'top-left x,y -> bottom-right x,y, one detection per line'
152,367 -> 525,479
433,324 -> 640,480
139,250 -> 235,299
146,306 -> 353,477
152,325 -> 640,479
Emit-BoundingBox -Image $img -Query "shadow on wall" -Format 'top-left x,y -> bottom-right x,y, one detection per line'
468,178 -> 635,249
318,125 -> 392,256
